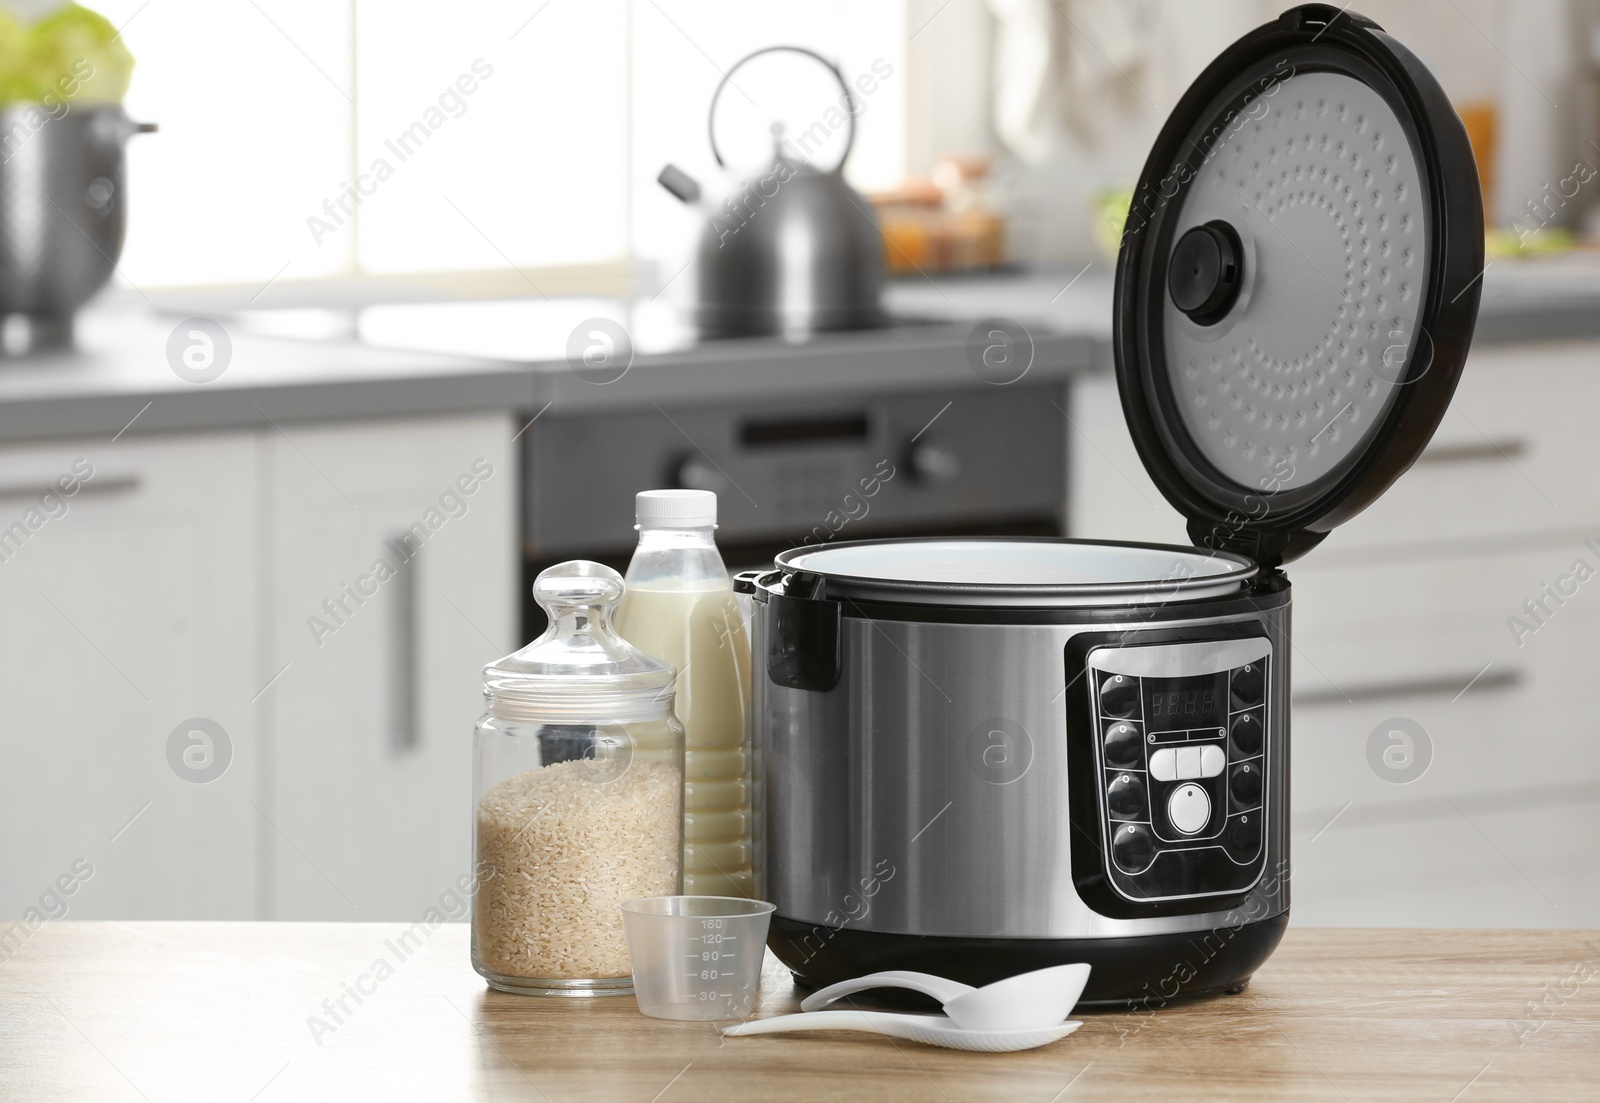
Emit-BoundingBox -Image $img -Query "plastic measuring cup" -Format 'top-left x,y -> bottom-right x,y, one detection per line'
619,896 -> 776,1020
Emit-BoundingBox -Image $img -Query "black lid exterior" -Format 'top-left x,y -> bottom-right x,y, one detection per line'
1113,4 -> 1484,568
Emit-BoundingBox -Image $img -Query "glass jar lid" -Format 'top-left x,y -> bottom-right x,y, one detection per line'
484,561 -> 676,721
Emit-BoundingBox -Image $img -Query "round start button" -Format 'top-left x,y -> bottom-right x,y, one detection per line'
1168,782 -> 1211,835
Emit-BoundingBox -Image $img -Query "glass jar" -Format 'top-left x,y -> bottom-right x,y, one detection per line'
471,561 -> 684,996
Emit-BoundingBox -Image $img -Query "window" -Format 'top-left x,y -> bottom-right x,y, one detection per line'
97,0 -> 906,298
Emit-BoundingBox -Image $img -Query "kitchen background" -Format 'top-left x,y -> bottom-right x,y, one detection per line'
3,0 -> 1598,932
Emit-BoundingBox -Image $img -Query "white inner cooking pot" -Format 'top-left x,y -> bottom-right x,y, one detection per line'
774,538 -> 1257,607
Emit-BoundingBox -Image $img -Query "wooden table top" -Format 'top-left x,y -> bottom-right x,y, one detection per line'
2,923 -> 1596,1101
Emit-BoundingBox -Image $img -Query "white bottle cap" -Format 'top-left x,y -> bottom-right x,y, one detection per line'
636,489 -> 717,529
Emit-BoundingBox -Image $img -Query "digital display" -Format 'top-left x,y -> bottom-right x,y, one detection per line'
1143,672 -> 1227,731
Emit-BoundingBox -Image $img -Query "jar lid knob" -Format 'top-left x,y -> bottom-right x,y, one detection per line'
533,560 -> 625,615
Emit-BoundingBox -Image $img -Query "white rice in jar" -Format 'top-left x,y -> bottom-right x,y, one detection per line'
474,757 -> 680,980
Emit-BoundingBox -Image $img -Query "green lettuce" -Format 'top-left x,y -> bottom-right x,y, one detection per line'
0,3 -> 134,106
0,8 -> 41,103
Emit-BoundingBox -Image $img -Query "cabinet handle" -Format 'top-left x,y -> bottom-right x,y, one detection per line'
1415,439 -> 1527,465
1295,668 -> 1522,707
386,534 -> 420,754
0,474 -> 140,501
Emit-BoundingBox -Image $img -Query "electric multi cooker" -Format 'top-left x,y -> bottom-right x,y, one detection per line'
737,4 -> 1484,1005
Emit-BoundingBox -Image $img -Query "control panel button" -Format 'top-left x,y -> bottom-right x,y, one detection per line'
1230,711 -> 1263,757
1227,813 -> 1262,859
1100,675 -> 1138,719
1107,773 -> 1147,821
1167,783 -> 1211,835
1198,744 -> 1226,777
1149,747 -> 1177,781
1112,823 -> 1154,873
1230,761 -> 1263,809
1175,746 -> 1202,780
1103,721 -> 1143,769
1231,662 -> 1265,709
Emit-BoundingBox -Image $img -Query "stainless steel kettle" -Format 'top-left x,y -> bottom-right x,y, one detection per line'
658,46 -> 885,339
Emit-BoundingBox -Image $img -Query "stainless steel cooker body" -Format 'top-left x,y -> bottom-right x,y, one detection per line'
744,556 -> 1291,1006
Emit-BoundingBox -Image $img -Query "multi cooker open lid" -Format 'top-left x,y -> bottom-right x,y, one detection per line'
1114,4 -> 1484,568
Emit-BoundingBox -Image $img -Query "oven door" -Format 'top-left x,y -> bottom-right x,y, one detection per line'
521,382 -> 1067,638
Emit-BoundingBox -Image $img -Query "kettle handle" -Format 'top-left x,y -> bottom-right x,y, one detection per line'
708,45 -> 856,174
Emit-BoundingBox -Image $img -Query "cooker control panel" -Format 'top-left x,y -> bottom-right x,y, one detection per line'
1087,637 -> 1270,904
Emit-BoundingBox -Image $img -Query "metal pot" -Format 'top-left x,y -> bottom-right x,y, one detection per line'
658,46 -> 884,339
0,104 -> 154,349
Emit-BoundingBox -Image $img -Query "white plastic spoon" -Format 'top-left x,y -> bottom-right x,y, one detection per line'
722,1010 -> 1081,1052
800,963 -> 1091,1031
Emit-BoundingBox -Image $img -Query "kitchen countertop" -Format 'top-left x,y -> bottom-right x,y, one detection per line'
4,254 -> 1599,445
0,300 -> 1093,445
0,310 -> 533,444
3,923 -> 1596,1101
885,254 -> 1600,347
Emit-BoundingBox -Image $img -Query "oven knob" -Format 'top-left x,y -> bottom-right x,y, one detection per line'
1099,675 -> 1138,718
1167,783 -> 1211,835
1231,662 -> 1265,709
670,454 -> 730,495
1107,773 -> 1146,821
1112,823 -> 1154,873
1230,712 -> 1263,757
1230,762 -> 1263,809
907,441 -> 962,485
1103,721 -> 1142,768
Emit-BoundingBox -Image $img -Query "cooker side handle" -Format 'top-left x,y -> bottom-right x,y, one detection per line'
764,571 -> 842,693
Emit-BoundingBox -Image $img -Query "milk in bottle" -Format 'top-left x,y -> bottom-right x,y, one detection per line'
614,490 -> 753,897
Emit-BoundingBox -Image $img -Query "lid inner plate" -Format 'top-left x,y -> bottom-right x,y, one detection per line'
1164,70 -> 1430,492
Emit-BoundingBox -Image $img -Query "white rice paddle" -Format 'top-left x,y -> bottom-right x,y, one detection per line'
800,963 -> 1091,1029
721,1009 -> 1080,1052
721,963 -> 1091,1052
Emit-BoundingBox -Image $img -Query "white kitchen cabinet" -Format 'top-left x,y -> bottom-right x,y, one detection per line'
262,414 -> 516,920
1068,340 -> 1600,927
1287,543 -> 1600,927
1067,367 -> 1187,546
0,411 -> 518,927
0,432 -> 259,921
1068,340 -> 1600,548
1288,801 -> 1599,928
1309,341 -> 1600,550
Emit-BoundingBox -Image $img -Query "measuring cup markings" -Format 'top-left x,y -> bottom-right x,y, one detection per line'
689,916 -> 734,981
620,896 -> 775,1021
